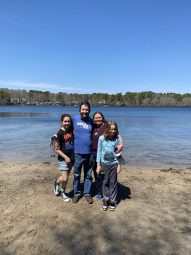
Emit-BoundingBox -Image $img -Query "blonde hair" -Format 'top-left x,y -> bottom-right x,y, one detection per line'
104,121 -> 119,139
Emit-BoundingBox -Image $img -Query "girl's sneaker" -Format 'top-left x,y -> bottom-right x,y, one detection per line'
61,192 -> 70,202
54,180 -> 60,196
110,203 -> 116,211
102,200 -> 108,211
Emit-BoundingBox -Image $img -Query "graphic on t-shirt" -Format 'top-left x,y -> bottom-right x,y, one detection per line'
63,132 -> 74,152
63,133 -> 72,142
77,122 -> 92,129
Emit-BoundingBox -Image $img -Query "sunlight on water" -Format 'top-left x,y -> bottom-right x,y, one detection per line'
0,106 -> 191,169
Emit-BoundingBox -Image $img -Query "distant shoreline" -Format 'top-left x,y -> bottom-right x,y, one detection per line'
1,88 -> 191,107
1,104 -> 191,108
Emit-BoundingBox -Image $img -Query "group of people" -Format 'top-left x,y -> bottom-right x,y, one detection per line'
52,101 -> 123,211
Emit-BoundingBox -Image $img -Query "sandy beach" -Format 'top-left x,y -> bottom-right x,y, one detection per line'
0,162 -> 191,255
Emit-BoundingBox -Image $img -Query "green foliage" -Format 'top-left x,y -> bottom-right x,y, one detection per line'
0,88 -> 191,106
0,89 -> 11,104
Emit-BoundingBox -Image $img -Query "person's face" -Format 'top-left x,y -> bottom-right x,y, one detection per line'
93,113 -> 104,127
80,104 -> 90,118
61,116 -> 71,130
109,124 -> 117,137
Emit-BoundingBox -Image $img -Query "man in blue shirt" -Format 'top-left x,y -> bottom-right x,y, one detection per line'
72,102 -> 94,203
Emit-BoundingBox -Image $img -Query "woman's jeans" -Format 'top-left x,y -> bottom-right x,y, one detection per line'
93,163 -> 104,196
93,151 -> 104,196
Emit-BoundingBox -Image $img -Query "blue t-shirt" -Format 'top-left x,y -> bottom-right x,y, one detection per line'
72,115 -> 94,154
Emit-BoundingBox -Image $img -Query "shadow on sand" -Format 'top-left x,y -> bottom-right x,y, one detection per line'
117,181 -> 131,203
67,181 -> 131,203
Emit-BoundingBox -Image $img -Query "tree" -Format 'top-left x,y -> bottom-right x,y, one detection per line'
0,89 -> 11,104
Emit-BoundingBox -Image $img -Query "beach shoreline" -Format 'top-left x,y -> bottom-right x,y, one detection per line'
0,162 -> 191,255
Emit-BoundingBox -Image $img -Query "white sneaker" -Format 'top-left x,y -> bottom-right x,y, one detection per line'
61,192 -> 70,202
54,180 -> 60,196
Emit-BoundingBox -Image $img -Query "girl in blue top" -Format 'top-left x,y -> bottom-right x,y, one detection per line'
96,121 -> 122,211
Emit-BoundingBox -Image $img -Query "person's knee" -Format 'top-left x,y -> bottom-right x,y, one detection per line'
74,164 -> 82,174
85,172 -> 93,180
61,173 -> 68,183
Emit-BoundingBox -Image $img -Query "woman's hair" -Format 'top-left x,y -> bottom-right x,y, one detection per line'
104,121 -> 119,139
93,111 -> 106,123
60,113 -> 73,132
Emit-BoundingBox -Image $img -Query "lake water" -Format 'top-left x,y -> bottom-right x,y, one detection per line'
0,105 -> 191,169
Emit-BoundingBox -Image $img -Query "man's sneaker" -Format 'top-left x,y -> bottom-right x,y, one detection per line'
102,199 -> 108,211
61,192 -> 70,202
96,194 -> 103,201
110,203 -> 117,211
72,196 -> 80,203
85,195 -> 93,204
53,180 -> 60,196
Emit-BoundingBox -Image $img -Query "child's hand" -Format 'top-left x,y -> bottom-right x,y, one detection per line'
96,165 -> 101,174
117,165 -> 121,174
65,156 -> 71,164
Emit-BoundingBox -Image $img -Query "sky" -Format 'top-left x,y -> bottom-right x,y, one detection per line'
0,0 -> 191,94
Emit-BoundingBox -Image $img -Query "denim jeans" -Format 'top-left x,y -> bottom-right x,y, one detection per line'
73,153 -> 93,196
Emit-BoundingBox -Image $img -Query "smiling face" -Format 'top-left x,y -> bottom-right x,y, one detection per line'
80,104 -> 90,119
61,116 -> 71,130
109,124 -> 117,137
104,121 -> 119,139
93,113 -> 104,127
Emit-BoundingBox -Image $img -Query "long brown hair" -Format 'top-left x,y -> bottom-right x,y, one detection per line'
60,113 -> 73,132
104,121 -> 119,140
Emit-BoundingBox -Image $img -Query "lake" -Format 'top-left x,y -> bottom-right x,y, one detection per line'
0,105 -> 191,169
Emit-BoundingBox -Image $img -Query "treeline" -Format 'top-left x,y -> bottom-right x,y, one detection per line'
1,88 -> 191,106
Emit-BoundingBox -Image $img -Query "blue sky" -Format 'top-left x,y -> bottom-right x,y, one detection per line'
0,0 -> 191,94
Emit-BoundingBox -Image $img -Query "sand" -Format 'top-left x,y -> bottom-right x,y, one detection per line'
0,162 -> 191,255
